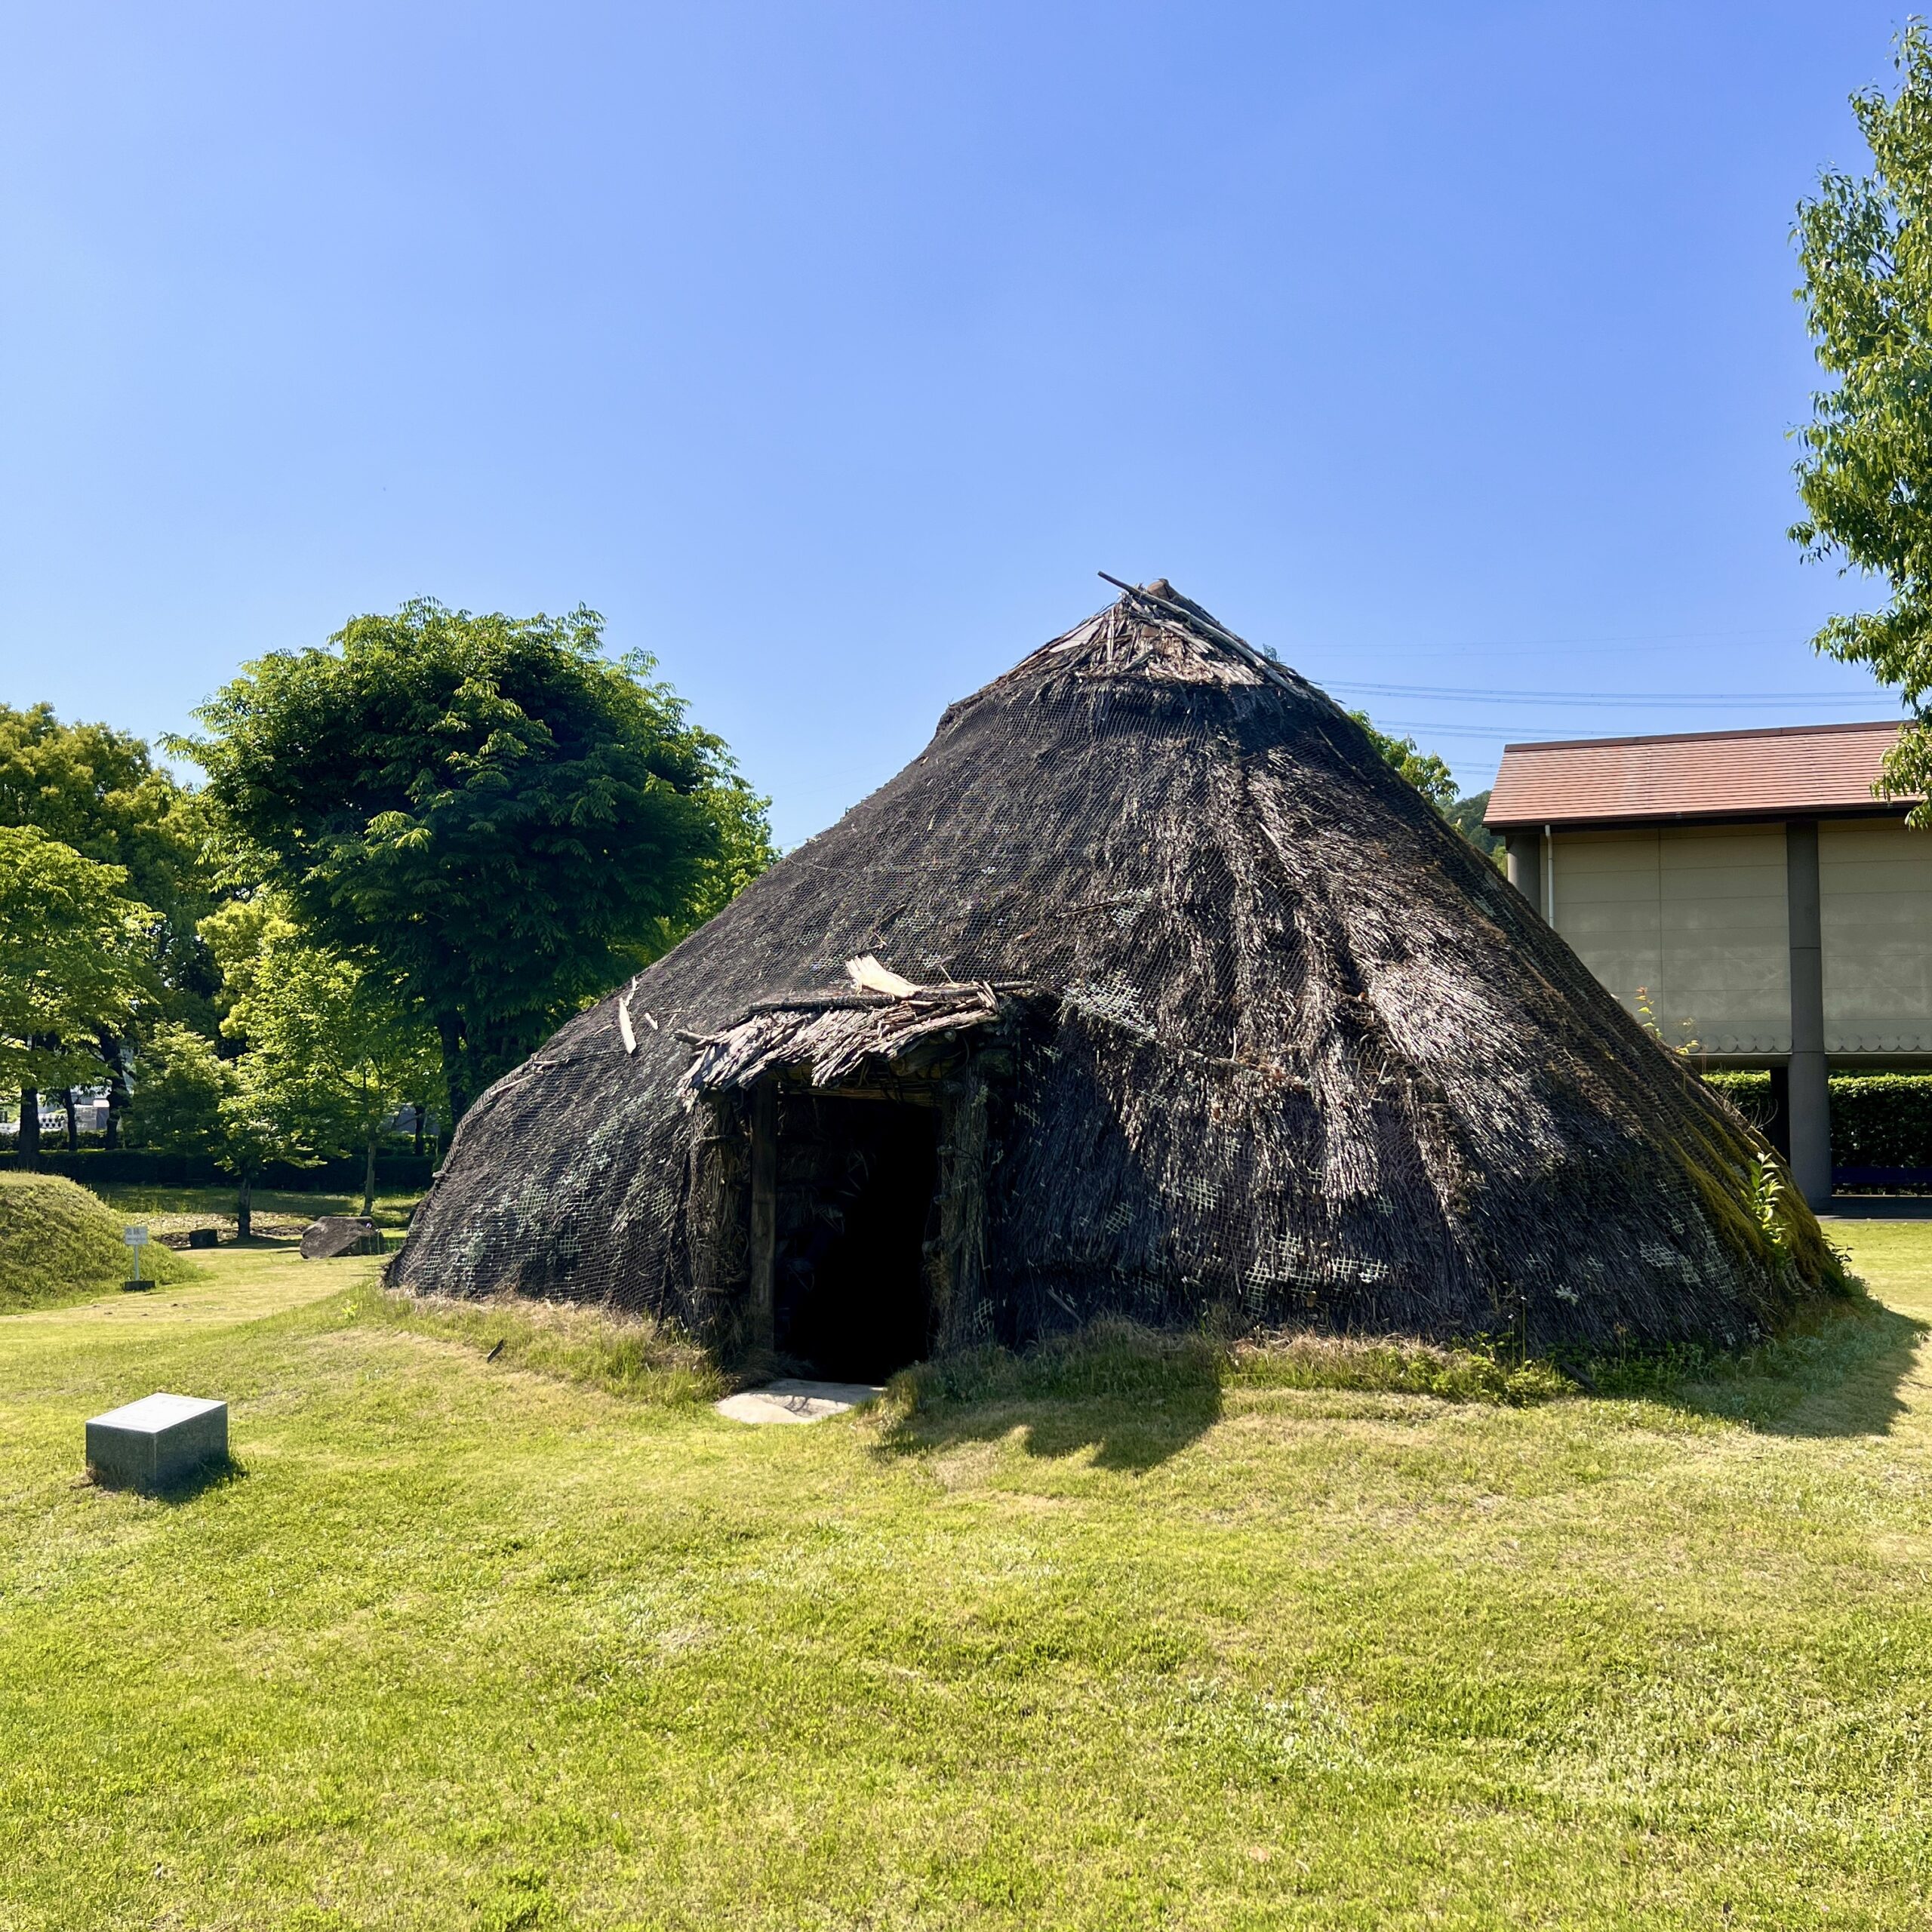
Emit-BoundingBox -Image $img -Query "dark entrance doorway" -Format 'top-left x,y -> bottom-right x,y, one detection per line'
771,1093 -> 939,1381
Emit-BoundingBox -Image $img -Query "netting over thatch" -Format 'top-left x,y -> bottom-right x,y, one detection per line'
393,582 -> 1842,1355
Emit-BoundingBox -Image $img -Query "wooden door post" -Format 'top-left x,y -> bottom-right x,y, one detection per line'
748,1079 -> 778,1352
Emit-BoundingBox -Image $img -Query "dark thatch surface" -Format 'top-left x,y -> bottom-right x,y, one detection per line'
393,583 -> 1843,1355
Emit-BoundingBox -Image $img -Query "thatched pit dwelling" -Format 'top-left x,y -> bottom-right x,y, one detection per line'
393,580 -> 1844,1378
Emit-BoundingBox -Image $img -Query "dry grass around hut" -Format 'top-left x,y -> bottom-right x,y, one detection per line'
352,1278 -> 728,1407
352,1287 -> 1903,1432
875,1297 -> 1903,1434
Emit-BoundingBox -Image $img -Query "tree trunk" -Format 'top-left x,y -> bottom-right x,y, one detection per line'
361,1137 -> 377,1219
236,1176 -> 253,1241
62,1088 -> 78,1152
437,1014 -> 469,1128
413,1103 -> 426,1158
17,1090 -> 38,1170
97,1032 -> 130,1149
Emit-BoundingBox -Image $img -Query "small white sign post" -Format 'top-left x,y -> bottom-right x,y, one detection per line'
124,1225 -> 149,1291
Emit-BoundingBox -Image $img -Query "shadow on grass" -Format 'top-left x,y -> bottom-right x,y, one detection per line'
85,1454 -> 248,1504
870,1298 -> 1932,1469
155,1453 -> 248,1503
872,1320 -> 1600,1471
1651,1297 -> 1928,1438
870,1324 -> 1231,1472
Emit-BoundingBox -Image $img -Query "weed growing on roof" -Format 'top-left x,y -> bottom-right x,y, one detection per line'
1633,983 -> 1700,1057
1744,1155 -> 1791,1259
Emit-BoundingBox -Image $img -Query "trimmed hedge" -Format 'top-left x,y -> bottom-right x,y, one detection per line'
1702,1069 -> 1770,1103
1829,1075 -> 1932,1170
0,1149 -> 435,1192
1703,1069 -> 1932,1171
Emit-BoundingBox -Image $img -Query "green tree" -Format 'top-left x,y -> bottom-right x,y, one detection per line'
1442,790 -> 1503,860
215,1062 -> 307,1242
122,1022 -> 229,1157
202,897 -> 442,1214
1349,714 -> 1502,866
1793,22 -> 1932,811
1351,711 -> 1459,811
183,601 -> 772,1121
124,1022 -> 302,1238
0,704 -> 218,1140
641,768 -> 780,961
0,827 -> 155,1166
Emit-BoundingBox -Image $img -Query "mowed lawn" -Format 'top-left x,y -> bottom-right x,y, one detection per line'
4,1230 -> 1932,1929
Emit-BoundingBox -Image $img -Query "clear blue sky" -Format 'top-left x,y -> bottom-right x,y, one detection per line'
0,2 -> 1914,844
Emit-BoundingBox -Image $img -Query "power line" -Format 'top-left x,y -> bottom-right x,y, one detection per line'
1331,681 -> 1897,708
1303,623 -> 1861,655
1366,718 -> 1900,742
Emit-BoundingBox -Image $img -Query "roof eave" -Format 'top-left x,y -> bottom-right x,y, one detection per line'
1484,800 -> 1915,833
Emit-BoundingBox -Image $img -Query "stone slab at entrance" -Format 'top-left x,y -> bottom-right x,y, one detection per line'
85,1392 -> 229,1491
714,1379 -> 884,1425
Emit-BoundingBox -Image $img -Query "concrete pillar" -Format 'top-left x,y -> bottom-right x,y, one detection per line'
1506,832 -> 1543,915
1785,820 -> 1832,1211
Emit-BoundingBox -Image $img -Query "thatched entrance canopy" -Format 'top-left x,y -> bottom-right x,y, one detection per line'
677,977 -> 1014,1099
393,580 -> 1841,1370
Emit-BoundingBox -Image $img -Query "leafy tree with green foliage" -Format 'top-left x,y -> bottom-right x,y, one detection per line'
1442,790 -> 1503,860
0,703 -> 219,1139
183,601 -> 774,1123
214,1063 -> 308,1242
203,896 -> 443,1214
1351,710 -> 1459,811
124,1022 -> 303,1237
0,827 -> 155,1166
1349,713 -> 1503,866
648,771 -> 781,958
1793,21 -> 1932,812
0,706 -> 196,900
122,1022 -> 230,1158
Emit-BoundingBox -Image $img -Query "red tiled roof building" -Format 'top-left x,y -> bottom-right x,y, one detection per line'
1486,720 -> 1928,1208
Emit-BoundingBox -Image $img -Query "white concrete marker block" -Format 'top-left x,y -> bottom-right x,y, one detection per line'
85,1393 -> 229,1491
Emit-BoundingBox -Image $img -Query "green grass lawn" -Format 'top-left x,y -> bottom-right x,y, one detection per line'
3,1230 -> 1931,1928
0,1174 -> 198,1313
88,1183 -> 423,1237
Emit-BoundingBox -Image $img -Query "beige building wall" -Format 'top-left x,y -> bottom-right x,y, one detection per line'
1820,819 -> 1932,1054
1549,825 -> 1791,1056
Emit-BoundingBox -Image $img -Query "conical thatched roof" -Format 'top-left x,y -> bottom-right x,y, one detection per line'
394,581 -> 1841,1355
